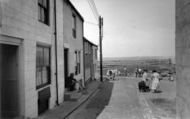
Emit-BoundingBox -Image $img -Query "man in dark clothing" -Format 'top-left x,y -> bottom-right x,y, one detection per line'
68,73 -> 76,91
109,70 -> 113,80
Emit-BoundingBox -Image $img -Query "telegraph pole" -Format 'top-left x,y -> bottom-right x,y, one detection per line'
99,16 -> 103,82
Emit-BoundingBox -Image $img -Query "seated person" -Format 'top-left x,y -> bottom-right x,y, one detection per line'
139,69 -> 150,92
67,73 -> 77,91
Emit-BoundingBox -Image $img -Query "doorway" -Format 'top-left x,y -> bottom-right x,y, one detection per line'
0,44 -> 19,118
64,48 -> 69,88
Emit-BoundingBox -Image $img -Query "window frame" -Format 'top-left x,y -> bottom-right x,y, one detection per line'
38,0 -> 49,25
95,49 -> 98,60
72,14 -> 77,38
75,51 -> 81,75
36,45 -> 51,89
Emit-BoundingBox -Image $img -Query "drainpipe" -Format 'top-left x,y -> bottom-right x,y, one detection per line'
54,0 -> 59,105
83,38 -> 86,87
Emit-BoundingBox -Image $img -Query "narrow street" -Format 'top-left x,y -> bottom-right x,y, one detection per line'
66,77 -> 176,119
66,77 -> 147,119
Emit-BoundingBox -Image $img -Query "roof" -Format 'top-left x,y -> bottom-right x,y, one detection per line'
83,37 -> 98,47
65,0 -> 84,22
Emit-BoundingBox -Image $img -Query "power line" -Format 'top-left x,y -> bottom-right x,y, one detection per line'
90,0 -> 99,16
87,0 -> 98,21
86,0 -> 99,21
89,0 -> 99,17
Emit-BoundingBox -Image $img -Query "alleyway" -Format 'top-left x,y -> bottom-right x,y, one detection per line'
66,77 -> 176,119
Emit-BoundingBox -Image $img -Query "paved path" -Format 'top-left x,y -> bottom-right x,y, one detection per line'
67,77 -> 153,119
66,77 -> 176,119
142,80 -> 176,119
97,77 -> 145,119
36,81 -> 100,119
66,80 -> 114,119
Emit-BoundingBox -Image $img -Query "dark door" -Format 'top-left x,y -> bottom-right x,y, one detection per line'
38,87 -> 50,114
64,49 -> 69,88
1,44 -> 19,118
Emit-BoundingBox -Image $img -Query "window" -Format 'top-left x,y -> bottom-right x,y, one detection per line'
38,0 -> 49,25
36,46 -> 51,89
75,51 -> 81,75
85,42 -> 88,54
95,49 -> 98,60
72,14 -> 76,38
88,44 -> 91,54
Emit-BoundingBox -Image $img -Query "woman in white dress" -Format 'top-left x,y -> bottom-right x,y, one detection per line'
151,70 -> 160,92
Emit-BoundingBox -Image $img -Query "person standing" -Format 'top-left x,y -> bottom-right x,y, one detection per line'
109,70 -> 113,80
135,68 -> 138,77
142,69 -> 149,91
142,70 -> 148,82
151,70 -> 160,93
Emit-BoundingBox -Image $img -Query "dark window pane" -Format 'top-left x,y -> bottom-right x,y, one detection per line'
38,0 -> 49,25
37,47 -> 43,66
43,0 -> 47,8
36,46 -> 50,89
36,67 -> 42,86
72,29 -> 76,38
72,15 -> 75,29
75,66 -> 77,75
79,51 -> 81,62
42,67 -> 48,84
72,14 -> 76,38
44,48 -> 50,66
78,51 -> 81,73
42,8 -> 45,22
44,9 -> 48,24
78,63 -> 80,74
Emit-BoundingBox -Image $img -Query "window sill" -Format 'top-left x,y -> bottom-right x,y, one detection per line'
36,83 -> 51,91
38,20 -> 49,26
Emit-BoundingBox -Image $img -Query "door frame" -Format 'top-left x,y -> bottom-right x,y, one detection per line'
64,48 -> 69,88
0,34 -> 23,118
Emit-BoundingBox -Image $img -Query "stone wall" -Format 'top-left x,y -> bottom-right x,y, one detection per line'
176,0 -> 190,118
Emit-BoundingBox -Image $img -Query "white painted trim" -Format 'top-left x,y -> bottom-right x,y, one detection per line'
0,34 -> 23,45
64,43 -> 70,48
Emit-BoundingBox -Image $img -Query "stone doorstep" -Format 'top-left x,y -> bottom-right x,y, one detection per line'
63,83 -> 100,119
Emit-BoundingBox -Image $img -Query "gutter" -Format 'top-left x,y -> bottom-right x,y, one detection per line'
54,0 -> 59,105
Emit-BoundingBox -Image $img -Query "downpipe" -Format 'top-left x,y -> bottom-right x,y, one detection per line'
54,0 -> 59,106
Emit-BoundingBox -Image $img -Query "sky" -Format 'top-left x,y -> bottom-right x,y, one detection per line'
71,0 -> 175,58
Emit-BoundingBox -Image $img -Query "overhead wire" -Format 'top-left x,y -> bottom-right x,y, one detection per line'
87,0 -> 98,21
90,0 -> 99,16
86,0 -> 99,22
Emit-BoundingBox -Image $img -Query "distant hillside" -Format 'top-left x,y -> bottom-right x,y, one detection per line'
103,56 -> 175,62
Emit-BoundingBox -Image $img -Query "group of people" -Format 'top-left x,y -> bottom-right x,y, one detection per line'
106,69 -> 116,80
66,73 -> 84,92
135,68 -> 143,77
138,69 -> 161,93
